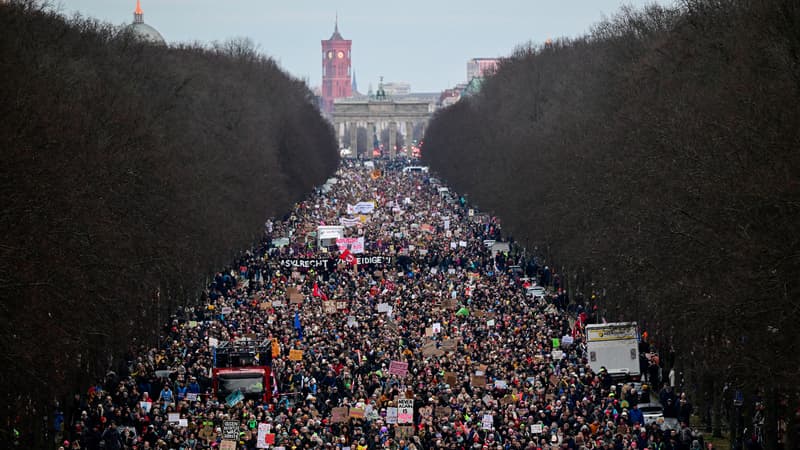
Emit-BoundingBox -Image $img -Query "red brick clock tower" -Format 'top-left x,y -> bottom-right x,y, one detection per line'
321,18 -> 352,113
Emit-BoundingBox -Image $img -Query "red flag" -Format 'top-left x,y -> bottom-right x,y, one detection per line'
339,249 -> 357,266
312,282 -> 328,301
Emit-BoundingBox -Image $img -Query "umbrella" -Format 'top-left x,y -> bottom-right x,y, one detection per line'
455,307 -> 470,317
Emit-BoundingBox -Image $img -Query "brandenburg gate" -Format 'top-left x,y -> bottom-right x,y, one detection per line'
332,88 -> 433,159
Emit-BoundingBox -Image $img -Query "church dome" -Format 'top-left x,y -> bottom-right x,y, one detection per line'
130,22 -> 165,44
128,0 -> 165,45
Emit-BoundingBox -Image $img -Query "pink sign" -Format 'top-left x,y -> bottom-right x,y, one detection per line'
388,360 -> 409,377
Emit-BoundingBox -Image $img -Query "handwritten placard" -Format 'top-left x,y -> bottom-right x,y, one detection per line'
397,399 -> 414,424
388,360 -> 409,376
349,407 -> 365,419
331,407 -> 349,423
386,407 -> 398,424
288,349 -> 303,361
471,375 -> 487,388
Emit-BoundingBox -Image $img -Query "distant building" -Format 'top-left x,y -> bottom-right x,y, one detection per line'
321,17 -> 352,114
461,77 -> 485,98
128,0 -> 165,45
466,58 -> 499,80
382,82 -> 411,96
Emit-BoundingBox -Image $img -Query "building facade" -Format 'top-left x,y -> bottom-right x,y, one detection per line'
321,20 -> 352,114
466,58 -> 499,80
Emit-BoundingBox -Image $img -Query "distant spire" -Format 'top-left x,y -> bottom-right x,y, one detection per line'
133,0 -> 143,24
329,13 -> 344,40
352,71 -> 358,94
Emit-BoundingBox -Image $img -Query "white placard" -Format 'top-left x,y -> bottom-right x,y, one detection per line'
386,407 -> 398,424
398,399 -> 414,424
482,414 -> 493,430
257,423 -> 272,449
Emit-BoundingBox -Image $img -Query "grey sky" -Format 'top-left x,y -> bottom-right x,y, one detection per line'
61,0 -> 670,93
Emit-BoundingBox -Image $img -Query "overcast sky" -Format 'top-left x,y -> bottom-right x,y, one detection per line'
60,0 -> 670,93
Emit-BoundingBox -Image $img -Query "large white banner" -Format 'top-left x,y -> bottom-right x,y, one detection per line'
348,201 -> 375,214
336,237 -> 365,254
339,217 -> 361,227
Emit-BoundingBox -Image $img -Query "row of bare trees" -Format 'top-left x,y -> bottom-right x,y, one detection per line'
0,1 -> 337,442
423,1 -> 799,448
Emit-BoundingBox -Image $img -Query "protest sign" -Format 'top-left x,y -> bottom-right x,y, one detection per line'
222,421 -> 240,440
220,441 -> 236,450
471,375 -> 487,388
386,407 -> 398,424
331,407 -> 349,423
257,423 -> 272,449
289,349 -> 303,361
482,414 -> 494,430
225,391 -> 243,407
336,237 -> 365,254
441,339 -> 459,352
435,406 -> 452,417
349,407 -> 365,419
397,399 -> 414,424
396,425 -> 414,439
388,360 -> 409,376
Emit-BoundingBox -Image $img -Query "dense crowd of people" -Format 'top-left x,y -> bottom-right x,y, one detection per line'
57,159 -> 703,450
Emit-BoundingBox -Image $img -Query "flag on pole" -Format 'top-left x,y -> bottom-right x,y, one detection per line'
312,282 -> 325,299
294,310 -> 304,340
340,249 -> 357,266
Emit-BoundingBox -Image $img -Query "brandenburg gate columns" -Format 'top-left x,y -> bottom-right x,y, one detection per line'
405,121 -> 413,157
388,121 -> 397,159
349,122 -> 358,157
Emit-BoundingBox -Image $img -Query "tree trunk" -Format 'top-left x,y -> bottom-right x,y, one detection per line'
764,389 -> 778,450
712,378 -> 723,438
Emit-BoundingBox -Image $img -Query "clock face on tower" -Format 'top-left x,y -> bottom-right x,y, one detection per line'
337,51 -> 344,59
327,51 -> 333,59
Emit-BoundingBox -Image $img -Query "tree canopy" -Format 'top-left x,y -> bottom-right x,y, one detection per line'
423,1 -> 799,445
0,1 -> 337,437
